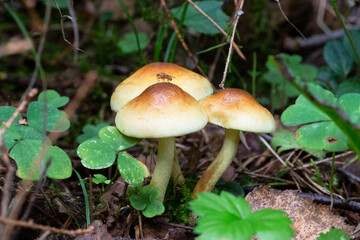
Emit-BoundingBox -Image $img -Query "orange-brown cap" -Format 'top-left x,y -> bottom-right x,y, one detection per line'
115,83 -> 207,138
111,62 -> 214,112
200,89 -> 275,133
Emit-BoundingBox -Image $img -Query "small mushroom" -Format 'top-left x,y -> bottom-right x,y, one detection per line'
115,82 -> 207,202
192,88 -> 275,197
111,62 -> 214,184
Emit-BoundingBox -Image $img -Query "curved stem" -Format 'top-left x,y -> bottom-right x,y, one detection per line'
150,137 -> 175,202
192,129 -> 240,198
171,149 -> 185,184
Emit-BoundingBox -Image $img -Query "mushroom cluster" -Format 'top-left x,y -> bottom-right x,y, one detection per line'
111,63 -> 275,203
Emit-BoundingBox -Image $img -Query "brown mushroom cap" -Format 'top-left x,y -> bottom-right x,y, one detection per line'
115,82 -> 207,138
200,88 -> 275,133
111,62 -> 214,112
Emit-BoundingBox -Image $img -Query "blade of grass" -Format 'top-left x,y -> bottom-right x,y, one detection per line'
118,0 -> 145,65
154,22 -> 170,62
196,42 -> 228,55
73,168 -> 90,227
252,52 -> 257,97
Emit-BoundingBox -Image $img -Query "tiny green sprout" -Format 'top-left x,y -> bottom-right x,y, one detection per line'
190,191 -> 294,240
1,90 -> 72,180
317,228 -> 349,240
128,185 -> 165,218
92,174 -> 111,185
77,126 -> 148,186
281,83 -> 360,152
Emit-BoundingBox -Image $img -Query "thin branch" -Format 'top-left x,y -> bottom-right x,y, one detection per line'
160,0 -> 207,78
0,217 -> 94,236
186,0 -> 246,59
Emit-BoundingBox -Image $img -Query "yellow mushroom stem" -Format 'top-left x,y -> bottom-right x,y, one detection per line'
150,137 -> 175,202
171,150 -> 185,183
192,128 -> 240,198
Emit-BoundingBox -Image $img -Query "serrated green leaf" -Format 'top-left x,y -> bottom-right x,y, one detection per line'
343,30 -> 360,64
142,199 -> 165,218
9,139 -> 71,180
323,41 -> 353,76
46,146 -> 72,179
171,1 -> 229,35
38,90 -> 69,108
76,122 -> 110,144
117,151 -> 149,185
77,138 -> 116,169
27,101 -> 70,132
99,126 -> 141,151
249,209 -> 294,240
317,228 -> 349,240
0,106 -> 22,123
117,32 -> 149,54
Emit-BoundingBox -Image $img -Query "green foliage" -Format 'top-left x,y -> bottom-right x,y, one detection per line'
317,228 -> 349,240
310,159 -> 339,190
92,174 -> 111,185
76,122 -> 110,144
282,83 -> 360,152
77,126 -> 147,186
171,1 -> 229,35
271,129 -> 325,158
128,185 -> 165,218
323,41 -> 352,77
190,192 -> 294,240
262,54 -> 317,110
0,90 -> 72,180
342,30 -> 360,64
117,32 -> 150,54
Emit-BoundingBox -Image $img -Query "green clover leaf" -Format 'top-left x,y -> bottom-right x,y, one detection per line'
128,185 -> 164,218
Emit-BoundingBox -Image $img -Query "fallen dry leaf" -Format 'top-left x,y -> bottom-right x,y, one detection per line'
245,186 -> 354,240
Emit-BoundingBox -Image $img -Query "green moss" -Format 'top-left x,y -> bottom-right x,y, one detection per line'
164,177 -> 197,224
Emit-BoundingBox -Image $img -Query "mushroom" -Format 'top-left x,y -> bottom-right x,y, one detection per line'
192,88 -> 275,197
111,62 -> 213,183
115,82 -> 207,202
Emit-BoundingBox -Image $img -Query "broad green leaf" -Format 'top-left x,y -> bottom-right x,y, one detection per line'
271,129 -> 325,158
117,151 -> 149,185
46,146 -> 72,179
338,93 -> 360,125
343,30 -> 360,64
0,123 -> 22,150
15,125 -> 52,145
296,122 -> 348,152
249,209 -> 294,240
38,90 -> 69,108
317,66 -> 341,90
171,1 -> 229,35
323,41 -> 353,76
117,32 -> 149,54
335,77 -> 360,97
99,126 -> 141,151
317,228 -> 349,240
27,101 -> 70,132
139,185 -> 162,200
0,106 -> 22,123
9,139 -> 46,180
76,122 -> 110,144
9,139 -> 71,180
77,138 -> 116,169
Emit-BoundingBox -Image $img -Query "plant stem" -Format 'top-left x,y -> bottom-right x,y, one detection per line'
150,137 -> 175,202
332,1 -> 360,63
252,51 -> 257,97
171,150 -> 185,184
192,129 -> 240,197
329,152 -> 335,211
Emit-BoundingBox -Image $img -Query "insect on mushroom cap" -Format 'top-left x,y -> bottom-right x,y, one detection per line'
110,62 -> 214,112
200,88 -> 275,133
